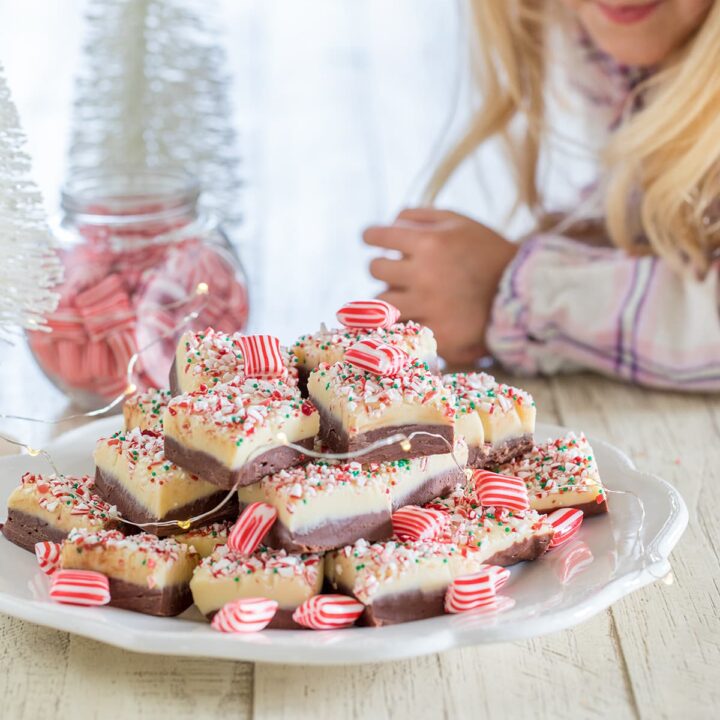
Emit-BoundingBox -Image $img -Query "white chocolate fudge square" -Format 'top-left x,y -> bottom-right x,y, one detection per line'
190,545 -> 323,627
163,378 -> 319,489
171,328 -> 299,395
498,433 -> 608,515
292,321 -> 437,373
173,521 -> 230,558
93,428 -> 231,533
308,359 -> 455,462
61,528 -> 199,590
123,387 -> 171,432
443,372 -> 536,467
2,472 -> 119,551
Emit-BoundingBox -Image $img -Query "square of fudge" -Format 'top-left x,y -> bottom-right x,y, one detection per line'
60,528 -> 199,616
190,544 -> 323,628
427,485 -> 554,563
163,378 -> 319,489
170,328 -> 299,396
325,538 -> 488,626
2,472 -> 119,552
94,428 -> 238,536
443,372 -> 536,467
173,520 -> 231,558
497,432 -> 608,515
308,358 -> 455,463
292,321 -> 438,394
123,387 -> 171,432
237,461 -> 394,552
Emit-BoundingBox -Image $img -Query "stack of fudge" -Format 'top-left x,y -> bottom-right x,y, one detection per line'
2,301 -> 608,629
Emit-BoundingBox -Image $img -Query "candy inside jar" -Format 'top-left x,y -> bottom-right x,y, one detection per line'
28,169 -> 249,410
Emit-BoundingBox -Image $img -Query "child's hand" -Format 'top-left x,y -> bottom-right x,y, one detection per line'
363,208 -> 518,365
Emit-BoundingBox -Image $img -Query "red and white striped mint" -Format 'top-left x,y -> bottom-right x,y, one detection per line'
553,541 -> 594,583
344,338 -> 409,376
292,594 -> 364,630
336,300 -> 401,330
547,508 -> 584,548
34,541 -> 62,575
49,570 -> 111,606
444,565 -> 511,614
237,335 -> 286,379
392,505 -> 447,542
227,502 -> 278,555
472,469 -> 530,512
211,597 -> 279,634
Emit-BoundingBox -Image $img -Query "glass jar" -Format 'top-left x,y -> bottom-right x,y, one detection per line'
28,169 -> 249,410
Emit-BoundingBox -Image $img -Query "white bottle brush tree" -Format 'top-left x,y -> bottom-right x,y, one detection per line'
0,64 -> 62,334
69,0 -> 242,224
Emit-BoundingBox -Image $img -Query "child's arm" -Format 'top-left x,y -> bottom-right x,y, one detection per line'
487,233 -> 720,391
365,208 -> 720,391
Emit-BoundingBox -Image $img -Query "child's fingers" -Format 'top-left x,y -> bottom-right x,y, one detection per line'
363,225 -> 419,254
369,257 -> 414,288
396,207 -> 461,224
377,289 -> 429,323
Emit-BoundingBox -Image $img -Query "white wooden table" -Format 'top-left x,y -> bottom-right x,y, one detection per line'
0,2 -> 717,718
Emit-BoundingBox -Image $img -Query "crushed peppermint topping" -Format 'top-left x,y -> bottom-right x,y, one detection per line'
98,427 -> 202,484
256,461 -> 391,513
19,472 -> 118,522
330,538 -> 475,603
426,485 -> 551,548
443,372 -> 535,416
179,328 -> 298,387
199,543 -> 321,585
293,321 -> 436,366
312,358 -> 454,419
124,387 -> 171,429
166,379 -> 312,436
65,528 -> 197,563
177,521 -> 231,539
498,433 -> 604,499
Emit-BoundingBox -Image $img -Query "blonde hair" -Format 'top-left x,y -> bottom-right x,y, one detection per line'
425,0 -> 720,275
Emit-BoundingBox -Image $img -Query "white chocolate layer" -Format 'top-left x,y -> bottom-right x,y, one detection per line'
61,529 -> 199,589
443,372 -> 535,446
123,388 -> 171,432
190,545 -> 323,615
163,379 -> 319,471
308,359 -> 454,436
94,429 -> 219,519
6,472 -> 118,533
173,522 -> 230,558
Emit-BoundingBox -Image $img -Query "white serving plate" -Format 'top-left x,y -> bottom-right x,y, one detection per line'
0,418 -> 687,665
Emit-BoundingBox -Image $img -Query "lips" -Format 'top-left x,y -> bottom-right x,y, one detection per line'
595,1 -> 662,24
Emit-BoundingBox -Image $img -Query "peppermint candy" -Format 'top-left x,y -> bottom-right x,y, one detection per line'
49,570 -> 111,606
553,541 -> 594,583
391,506 -> 447,542
34,541 -> 62,575
237,335 -> 286,379
228,502 -> 278,555
547,508 -> 584,548
336,300 -> 401,329
472,469 -> 529,512
344,339 -> 409,376
444,565 -> 511,614
211,597 -> 279,633
292,594 -> 364,630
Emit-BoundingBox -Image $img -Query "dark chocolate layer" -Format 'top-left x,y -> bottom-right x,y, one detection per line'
330,532 -> 552,626
93,468 -> 239,537
104,576 -> 193,616
313,400 -> 454,464
296,364 -> 311,398
469,434 -> 535,469
1,509 -> 70,553
390,466 -> 465,510
169,356 -> 182,396
164,435 -> 314,489
244,506 -> 393,553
